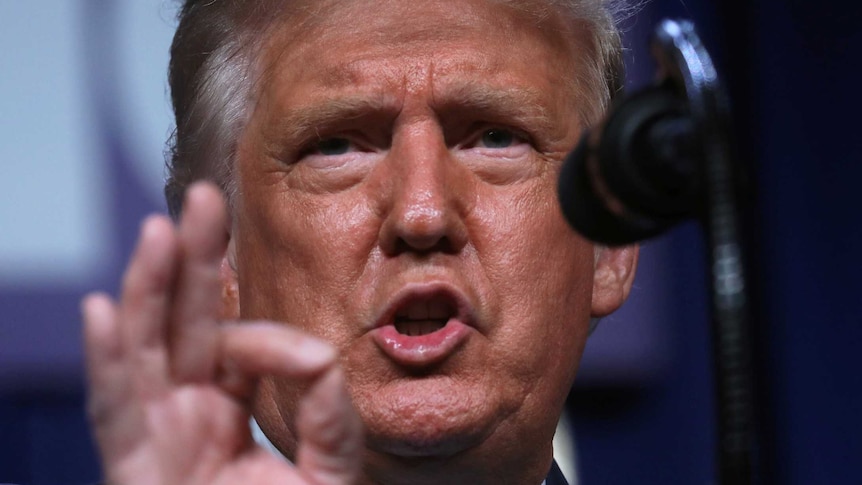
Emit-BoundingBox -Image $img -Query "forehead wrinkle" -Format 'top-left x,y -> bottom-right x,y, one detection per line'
313,53 -> 453,94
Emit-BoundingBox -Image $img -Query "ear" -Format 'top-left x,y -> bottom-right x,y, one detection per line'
219,236 -> 240,320
591,244 -> 639,317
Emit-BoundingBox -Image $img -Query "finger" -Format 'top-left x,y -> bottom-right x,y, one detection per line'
82,292 -> 144,463
119,215 -> 181,395
216,322 -> 337,401
296,367 -> 363,485
170,182 -> 230,382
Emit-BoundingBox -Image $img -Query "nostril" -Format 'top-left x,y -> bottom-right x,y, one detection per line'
392,234 -> 455,255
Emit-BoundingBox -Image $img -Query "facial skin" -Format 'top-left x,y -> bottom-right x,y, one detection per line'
220,1 -> 638,483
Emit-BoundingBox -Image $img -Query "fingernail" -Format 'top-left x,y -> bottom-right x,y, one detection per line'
139,215 -> 162,241
81,292 -> 107,317
80,293 -> 96,318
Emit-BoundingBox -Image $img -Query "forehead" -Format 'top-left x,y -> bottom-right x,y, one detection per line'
266,0 -> 581,48
252,0 -> 585,101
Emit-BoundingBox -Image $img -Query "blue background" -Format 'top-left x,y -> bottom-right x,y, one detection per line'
1,0 -> 860,483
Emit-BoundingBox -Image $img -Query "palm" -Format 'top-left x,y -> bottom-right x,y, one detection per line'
110,387 -> 289,484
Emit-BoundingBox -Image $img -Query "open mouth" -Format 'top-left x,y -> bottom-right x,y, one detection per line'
393,294 -> 456,337
372,284 -> 474,367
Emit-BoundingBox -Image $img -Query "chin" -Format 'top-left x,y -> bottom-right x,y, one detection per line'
352,374 -> 507,458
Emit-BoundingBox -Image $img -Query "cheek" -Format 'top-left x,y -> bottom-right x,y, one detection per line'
472,181 -> 594,370
478,179 -> 594,295
234,185 -> 380,339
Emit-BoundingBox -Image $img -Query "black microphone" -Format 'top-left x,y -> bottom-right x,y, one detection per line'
557,83 -> 704,246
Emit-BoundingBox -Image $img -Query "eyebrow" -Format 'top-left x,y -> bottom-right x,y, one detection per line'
263,81 -> 567,154
270,94 -> 401,146
437,83 -> 550,118
433,82 -> 558,131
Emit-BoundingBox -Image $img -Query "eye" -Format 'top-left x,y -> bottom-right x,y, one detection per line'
465,127 -> 531,152
479,128 -> 516,149
295,134 -> 380,172
463,127 -> 531,155
312,137 -> 352,156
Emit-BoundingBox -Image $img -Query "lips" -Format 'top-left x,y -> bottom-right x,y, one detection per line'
371,284 -> 476,368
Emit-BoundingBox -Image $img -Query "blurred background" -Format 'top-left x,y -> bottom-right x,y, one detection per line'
1,0 -> 860,483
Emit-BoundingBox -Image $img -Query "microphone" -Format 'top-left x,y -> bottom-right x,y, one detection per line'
557,83 -> 704,246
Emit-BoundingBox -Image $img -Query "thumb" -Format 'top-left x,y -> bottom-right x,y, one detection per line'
295,367 -> 363,485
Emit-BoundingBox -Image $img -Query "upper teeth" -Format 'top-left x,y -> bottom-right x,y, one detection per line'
397,296 -> 453,321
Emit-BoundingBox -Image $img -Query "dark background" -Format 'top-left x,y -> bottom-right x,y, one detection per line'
2,0 -> 860,483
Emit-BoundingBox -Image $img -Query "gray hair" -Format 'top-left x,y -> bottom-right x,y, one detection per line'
164,0 -> 633,218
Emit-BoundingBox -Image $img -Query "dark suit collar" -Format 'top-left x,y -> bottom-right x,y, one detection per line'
545,459 -> 569,485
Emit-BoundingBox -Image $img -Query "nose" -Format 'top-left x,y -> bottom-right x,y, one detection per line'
377,123 -> 469,256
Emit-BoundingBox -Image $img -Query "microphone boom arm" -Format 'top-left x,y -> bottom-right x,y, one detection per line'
656,20 -> 757,485
560,20 -> 758,485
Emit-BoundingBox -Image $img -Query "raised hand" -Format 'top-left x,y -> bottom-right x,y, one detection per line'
81,183 -> 362,485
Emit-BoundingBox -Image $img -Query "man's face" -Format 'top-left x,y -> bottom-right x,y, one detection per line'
228,0 -> 633,476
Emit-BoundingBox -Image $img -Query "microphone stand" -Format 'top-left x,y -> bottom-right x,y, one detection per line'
651,21 -> 756,485
560,20 -> 758,484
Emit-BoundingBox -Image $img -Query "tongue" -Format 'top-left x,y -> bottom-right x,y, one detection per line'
395,319 -> 447,336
